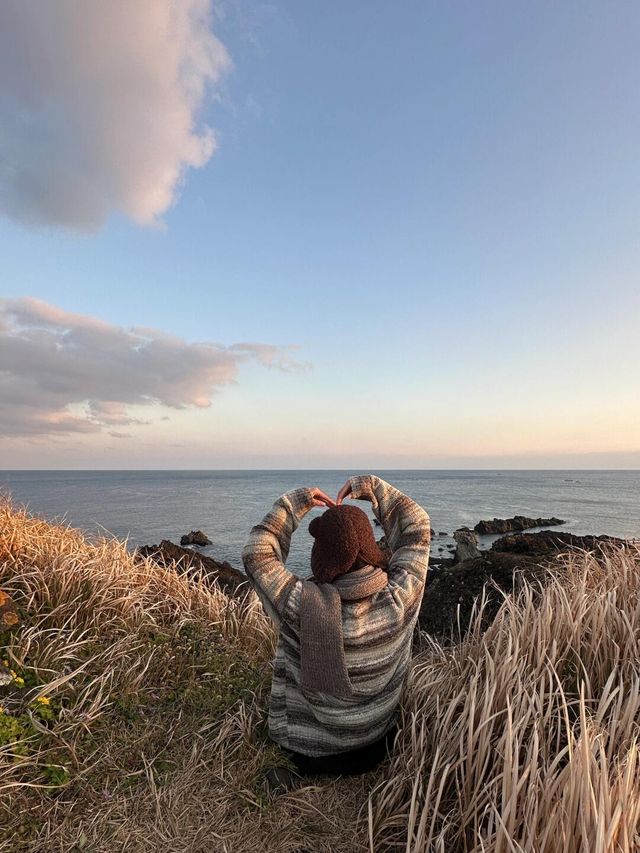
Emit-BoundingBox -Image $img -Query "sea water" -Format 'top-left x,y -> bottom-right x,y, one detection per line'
1,470 -> 638,574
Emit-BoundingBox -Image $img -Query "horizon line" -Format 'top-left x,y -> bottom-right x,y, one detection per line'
1,467 -> 639,473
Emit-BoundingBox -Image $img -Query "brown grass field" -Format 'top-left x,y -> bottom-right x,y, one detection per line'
1,499 -> 639,852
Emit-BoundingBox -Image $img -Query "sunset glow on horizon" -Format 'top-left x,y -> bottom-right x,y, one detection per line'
0,2 -> 639,469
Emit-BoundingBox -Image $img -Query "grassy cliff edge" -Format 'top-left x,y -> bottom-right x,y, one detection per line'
1,499 -> 639,852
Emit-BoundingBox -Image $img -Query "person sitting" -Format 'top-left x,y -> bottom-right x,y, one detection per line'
241,474 -> 431,789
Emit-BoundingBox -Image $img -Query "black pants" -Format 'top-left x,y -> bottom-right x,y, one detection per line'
283,725 -> 398,777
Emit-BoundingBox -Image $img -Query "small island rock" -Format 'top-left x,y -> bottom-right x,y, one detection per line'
474,516 -> 565,535
180,530 -> 212,547
491,530 -> 625,556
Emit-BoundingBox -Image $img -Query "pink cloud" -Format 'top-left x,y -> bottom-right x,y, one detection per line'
0,297 -> 308,437
0,1 -> 229,231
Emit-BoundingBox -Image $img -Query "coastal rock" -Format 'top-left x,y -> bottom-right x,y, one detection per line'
474,515 -> 565,535
419,529 -> 631,643
453,528 -> 481,563
137,540 -> 246,596
180,530 -> 212,547
418,551 -> 542,641
491,530 -> 625,557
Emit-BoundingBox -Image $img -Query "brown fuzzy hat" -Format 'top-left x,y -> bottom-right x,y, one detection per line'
308,504 -> 388,584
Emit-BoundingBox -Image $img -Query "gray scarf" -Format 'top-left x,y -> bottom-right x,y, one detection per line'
299,564 -> 388,699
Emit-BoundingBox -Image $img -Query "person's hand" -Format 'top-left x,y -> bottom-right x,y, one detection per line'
335,480 -> 353,505
310,487 -> 335,508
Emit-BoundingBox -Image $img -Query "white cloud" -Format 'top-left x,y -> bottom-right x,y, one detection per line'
0,297 -> 307,437
0,0 -> 229,230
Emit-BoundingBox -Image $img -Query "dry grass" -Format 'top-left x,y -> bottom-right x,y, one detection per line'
0,500 -> 371,852
368,544 -> 640,852
3,499 -> 640,852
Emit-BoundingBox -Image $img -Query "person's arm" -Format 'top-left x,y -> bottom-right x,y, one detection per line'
241,487 -> 333,626
342,474 -> 431,611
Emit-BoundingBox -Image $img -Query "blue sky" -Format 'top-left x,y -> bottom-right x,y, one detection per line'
0,1 -> 638,468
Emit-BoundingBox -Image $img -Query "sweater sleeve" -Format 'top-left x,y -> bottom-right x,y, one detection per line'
349,475 -> 431,612
241,487 -> 316,626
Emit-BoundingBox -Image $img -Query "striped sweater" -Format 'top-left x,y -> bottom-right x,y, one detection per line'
241,475 -> 431,757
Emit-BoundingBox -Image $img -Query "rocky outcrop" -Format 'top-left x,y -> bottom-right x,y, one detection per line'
418,551 -> 543,641
418,529 -> 630,643
137,540 -> 246,596
491,530 -> 625,556
180,530 -> 212,547
453,528 -> 481,563
474,516 -> 565,535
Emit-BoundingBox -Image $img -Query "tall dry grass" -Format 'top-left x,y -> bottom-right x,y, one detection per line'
3,497 -> 640,852
368,544 -> 640,852
0,500 -> 372,852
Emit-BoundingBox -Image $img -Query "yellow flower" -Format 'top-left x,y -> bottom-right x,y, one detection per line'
10,670 -> 17,679
36,696 -> 50,705
2,659 -> 8,667
13,676 -> 25,687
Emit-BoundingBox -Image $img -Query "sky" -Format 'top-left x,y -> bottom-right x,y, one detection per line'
0,0 -> 638,469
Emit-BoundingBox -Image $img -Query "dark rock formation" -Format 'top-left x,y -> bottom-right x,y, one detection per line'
418,551 -> 543,642
453,528 -> 481,563
474,515 -> 565,535
438,531 -> 448,537
180,530 -> 212,547
491,530 -> 625,556
137,540 -> 246,596
418,528 -> 630,643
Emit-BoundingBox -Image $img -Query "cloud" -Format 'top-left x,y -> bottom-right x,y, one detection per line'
0,297 -> 307,437
0,0 -> 229,231
229,342 -> 310,372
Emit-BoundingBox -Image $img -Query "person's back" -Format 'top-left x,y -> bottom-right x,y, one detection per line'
242,474 -> 431,778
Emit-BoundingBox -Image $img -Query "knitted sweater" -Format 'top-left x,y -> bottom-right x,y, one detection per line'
241,475 -> 431,757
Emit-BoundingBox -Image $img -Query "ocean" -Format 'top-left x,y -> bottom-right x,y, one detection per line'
0,470 -> 638,574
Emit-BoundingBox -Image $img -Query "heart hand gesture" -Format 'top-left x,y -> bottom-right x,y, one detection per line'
335,480 -> 353,506
310,488 -> 336,508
